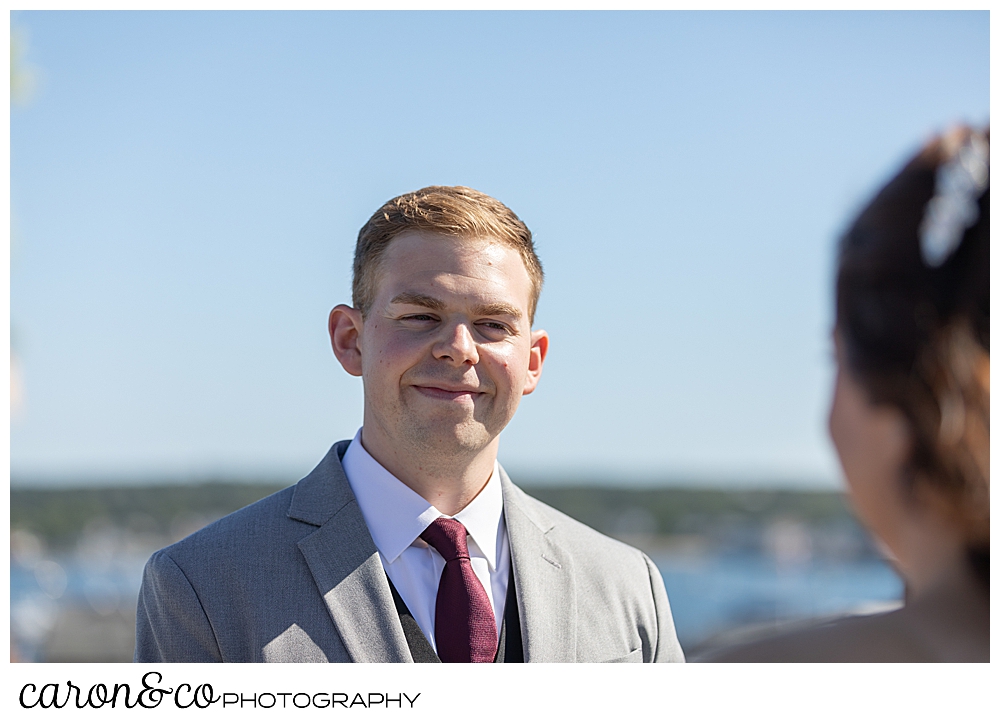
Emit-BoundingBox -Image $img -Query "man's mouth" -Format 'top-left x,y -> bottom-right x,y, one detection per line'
411,385 -> 483,401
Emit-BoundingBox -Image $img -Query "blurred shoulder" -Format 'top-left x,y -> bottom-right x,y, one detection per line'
697,608 -> 933,663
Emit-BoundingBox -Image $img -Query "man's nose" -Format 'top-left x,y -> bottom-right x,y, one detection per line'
432,322 -> 479,366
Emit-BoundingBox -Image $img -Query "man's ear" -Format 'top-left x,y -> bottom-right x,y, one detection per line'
522,329 -> 549,395
329,305 -> 364,377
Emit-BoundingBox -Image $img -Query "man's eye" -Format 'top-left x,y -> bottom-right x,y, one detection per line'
398,314 -> 438,326
479,321 -> 511,333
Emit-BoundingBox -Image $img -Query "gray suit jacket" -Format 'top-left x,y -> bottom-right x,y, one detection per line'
134,441 -> 684,663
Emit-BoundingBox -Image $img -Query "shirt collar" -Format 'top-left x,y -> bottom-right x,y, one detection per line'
452,457 -> 503,572
341,429 -> 504,571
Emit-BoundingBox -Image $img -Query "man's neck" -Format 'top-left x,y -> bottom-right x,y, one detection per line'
359,427 -> 498,517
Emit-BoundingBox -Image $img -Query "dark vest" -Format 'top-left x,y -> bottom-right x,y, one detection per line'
386,573 -> 524,663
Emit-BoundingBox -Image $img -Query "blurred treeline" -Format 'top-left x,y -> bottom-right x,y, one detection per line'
528,486 -> 853,537
12,483 -> 286,550
11,482 -> 864,552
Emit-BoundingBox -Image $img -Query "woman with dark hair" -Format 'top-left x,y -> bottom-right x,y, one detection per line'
706,127 -> 989,662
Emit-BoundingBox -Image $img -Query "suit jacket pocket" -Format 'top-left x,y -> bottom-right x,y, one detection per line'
598,648 -> 643,663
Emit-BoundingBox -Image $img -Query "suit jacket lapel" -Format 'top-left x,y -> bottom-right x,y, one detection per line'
501,467 -> 577,662
289,442 -> 413,663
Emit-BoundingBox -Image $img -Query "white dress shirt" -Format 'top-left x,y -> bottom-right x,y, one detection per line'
341,429 -> 510,654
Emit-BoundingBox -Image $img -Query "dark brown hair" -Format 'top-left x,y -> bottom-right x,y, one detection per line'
836,127 -> 989,588
352,186 -> 543,323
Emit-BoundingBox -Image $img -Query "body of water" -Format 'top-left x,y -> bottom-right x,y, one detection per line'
12,547 -> 903,661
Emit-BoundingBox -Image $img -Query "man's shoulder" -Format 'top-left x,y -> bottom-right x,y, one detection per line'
502,479 -> 684,663
154,440 -> 355,565
504,481 -> 653,571
152,485 -> 303,565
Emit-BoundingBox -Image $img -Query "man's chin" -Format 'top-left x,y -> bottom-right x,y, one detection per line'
402,419 -> 496,456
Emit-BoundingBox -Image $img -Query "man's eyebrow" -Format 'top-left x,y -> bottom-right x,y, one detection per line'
389,292 -> 446,310
390,293 -> 522,320
472,302 -> 522,319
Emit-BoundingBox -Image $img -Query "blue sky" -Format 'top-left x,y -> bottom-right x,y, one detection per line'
9,11 -> 989,487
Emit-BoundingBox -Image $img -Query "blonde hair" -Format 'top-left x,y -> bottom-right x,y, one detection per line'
352,186 -> 544,323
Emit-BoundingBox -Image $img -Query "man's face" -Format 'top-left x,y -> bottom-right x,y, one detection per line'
349,231 -> 546,458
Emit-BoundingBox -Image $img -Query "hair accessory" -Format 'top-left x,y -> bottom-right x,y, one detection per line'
919,131 -> 989,268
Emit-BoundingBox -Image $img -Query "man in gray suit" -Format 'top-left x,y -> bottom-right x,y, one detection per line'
135,186 -> 684,663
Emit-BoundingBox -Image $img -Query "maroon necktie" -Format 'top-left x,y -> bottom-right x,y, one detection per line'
420,517 -> 498,663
